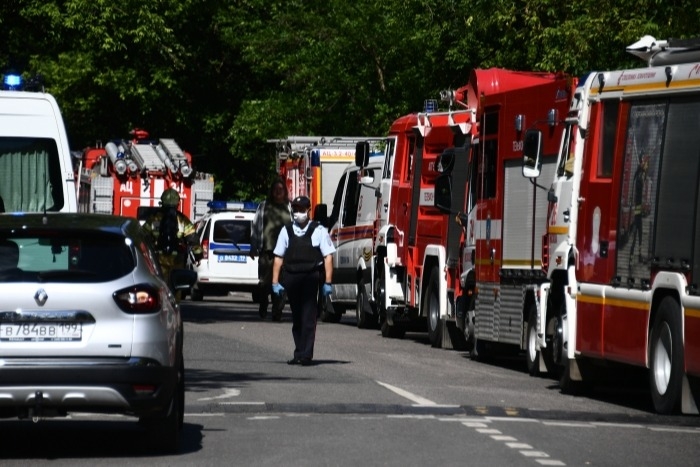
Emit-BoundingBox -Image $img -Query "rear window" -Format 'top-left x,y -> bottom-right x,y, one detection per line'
0,232 -> 135,283
212,219 -> 252,244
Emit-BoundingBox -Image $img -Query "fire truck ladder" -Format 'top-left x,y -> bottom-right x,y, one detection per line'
130,143 -> 168,172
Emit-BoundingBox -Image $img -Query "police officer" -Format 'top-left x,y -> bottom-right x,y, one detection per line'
143,188 -> 203,297
271,196 -> 335,366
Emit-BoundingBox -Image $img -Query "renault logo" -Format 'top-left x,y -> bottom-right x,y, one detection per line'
34,289 -> 48,306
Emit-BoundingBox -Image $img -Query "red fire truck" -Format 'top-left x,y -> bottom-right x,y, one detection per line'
523,36 -> 700,414
269,136 -> 382,216
361,68 -> 574,354
77,129 -> 214,222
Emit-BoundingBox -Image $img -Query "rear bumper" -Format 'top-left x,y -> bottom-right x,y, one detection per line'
0,357 -> 178,418
195,275 -> 259,294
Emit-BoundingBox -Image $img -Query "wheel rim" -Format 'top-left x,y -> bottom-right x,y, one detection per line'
429,291 -> 439,331
528,321 -> 537,363
653,322 -> 673,395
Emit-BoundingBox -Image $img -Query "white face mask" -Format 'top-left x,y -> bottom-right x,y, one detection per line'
293,211 -> 308,224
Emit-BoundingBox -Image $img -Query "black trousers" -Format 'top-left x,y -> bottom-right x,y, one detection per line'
282,269 -> 320,360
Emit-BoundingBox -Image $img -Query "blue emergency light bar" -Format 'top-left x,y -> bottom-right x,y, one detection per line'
207,200 -> 258,212
3,73 -> 22,90
424,99 -> 438,113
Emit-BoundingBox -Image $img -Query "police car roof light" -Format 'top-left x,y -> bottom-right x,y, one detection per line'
3,73 -> 22,90
207,200 -> 258,212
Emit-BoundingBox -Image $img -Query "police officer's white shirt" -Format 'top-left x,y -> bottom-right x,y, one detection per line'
273,221 -> 336,258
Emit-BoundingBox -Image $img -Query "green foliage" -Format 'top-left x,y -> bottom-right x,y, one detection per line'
2,0 -> 700,200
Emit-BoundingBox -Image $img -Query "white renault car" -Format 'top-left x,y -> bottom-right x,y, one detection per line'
189,201 -> 259,301
0,212 -> 193,453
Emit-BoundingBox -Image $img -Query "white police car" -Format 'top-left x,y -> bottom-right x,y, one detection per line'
188,201 -> 259,301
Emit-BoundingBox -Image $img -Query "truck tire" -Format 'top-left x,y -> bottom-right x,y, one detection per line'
649,296 -> 683,414
356,279 -> 375,329
425,268 -> 442,348
526,303 -> 540,376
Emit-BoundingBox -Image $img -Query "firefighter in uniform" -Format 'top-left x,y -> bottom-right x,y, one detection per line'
143,188 -> 203,298
250,178 -> 292,320
271,196 -> 335,366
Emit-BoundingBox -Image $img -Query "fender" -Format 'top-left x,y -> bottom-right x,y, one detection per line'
423,245 -> 446,319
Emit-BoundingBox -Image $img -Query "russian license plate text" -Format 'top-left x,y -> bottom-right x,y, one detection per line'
218,254 -> 246,263
0,322 -> 82,342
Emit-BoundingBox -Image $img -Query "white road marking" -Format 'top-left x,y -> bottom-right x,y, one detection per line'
536,460 -> 566,466
491,435 -> 518,441
219,401 -> 265,405
197,388 -> 241,401
506,442 -> 533,449
542,421 -> 595,428
462,422 -> 489,428
476,428 -> 502,434
375,381 -> 438,406
648,426 -> 700,434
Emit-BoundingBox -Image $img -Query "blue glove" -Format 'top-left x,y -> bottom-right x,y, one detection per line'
322,283 -> 332,297
272,283 -> 285,296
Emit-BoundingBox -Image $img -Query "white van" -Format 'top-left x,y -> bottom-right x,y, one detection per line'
189,201 -> 259,301
0,74 -> 77,213
321,151 -> 384,326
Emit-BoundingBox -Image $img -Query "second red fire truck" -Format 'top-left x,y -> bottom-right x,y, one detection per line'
359,68 -> 574,354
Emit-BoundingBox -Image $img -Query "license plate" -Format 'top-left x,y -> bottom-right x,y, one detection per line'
0,322 -> 82,342
217,254 -> 247,263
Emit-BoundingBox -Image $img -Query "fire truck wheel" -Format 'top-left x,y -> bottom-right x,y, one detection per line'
649,296 -> 683,414
356,280 -> 374,329
425,268 -> 442,348
526,304 -> 540,376
380,319 -> 405,339
541,301 -> 560,376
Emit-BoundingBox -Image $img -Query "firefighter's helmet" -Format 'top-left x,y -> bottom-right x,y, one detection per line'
160,188 -> 180,207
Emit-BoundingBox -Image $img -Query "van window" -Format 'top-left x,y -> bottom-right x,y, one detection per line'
0,137 -> 65,212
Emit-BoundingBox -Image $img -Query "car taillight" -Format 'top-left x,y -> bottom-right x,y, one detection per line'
113,284 -> 162,313
202,239 -> 209,260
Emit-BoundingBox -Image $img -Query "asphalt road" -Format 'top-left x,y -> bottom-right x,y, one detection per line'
1,292 -> 699,465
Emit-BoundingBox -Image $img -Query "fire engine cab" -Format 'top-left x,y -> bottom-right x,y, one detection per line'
77,129 -> 214,222
524,36 -> 700,414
